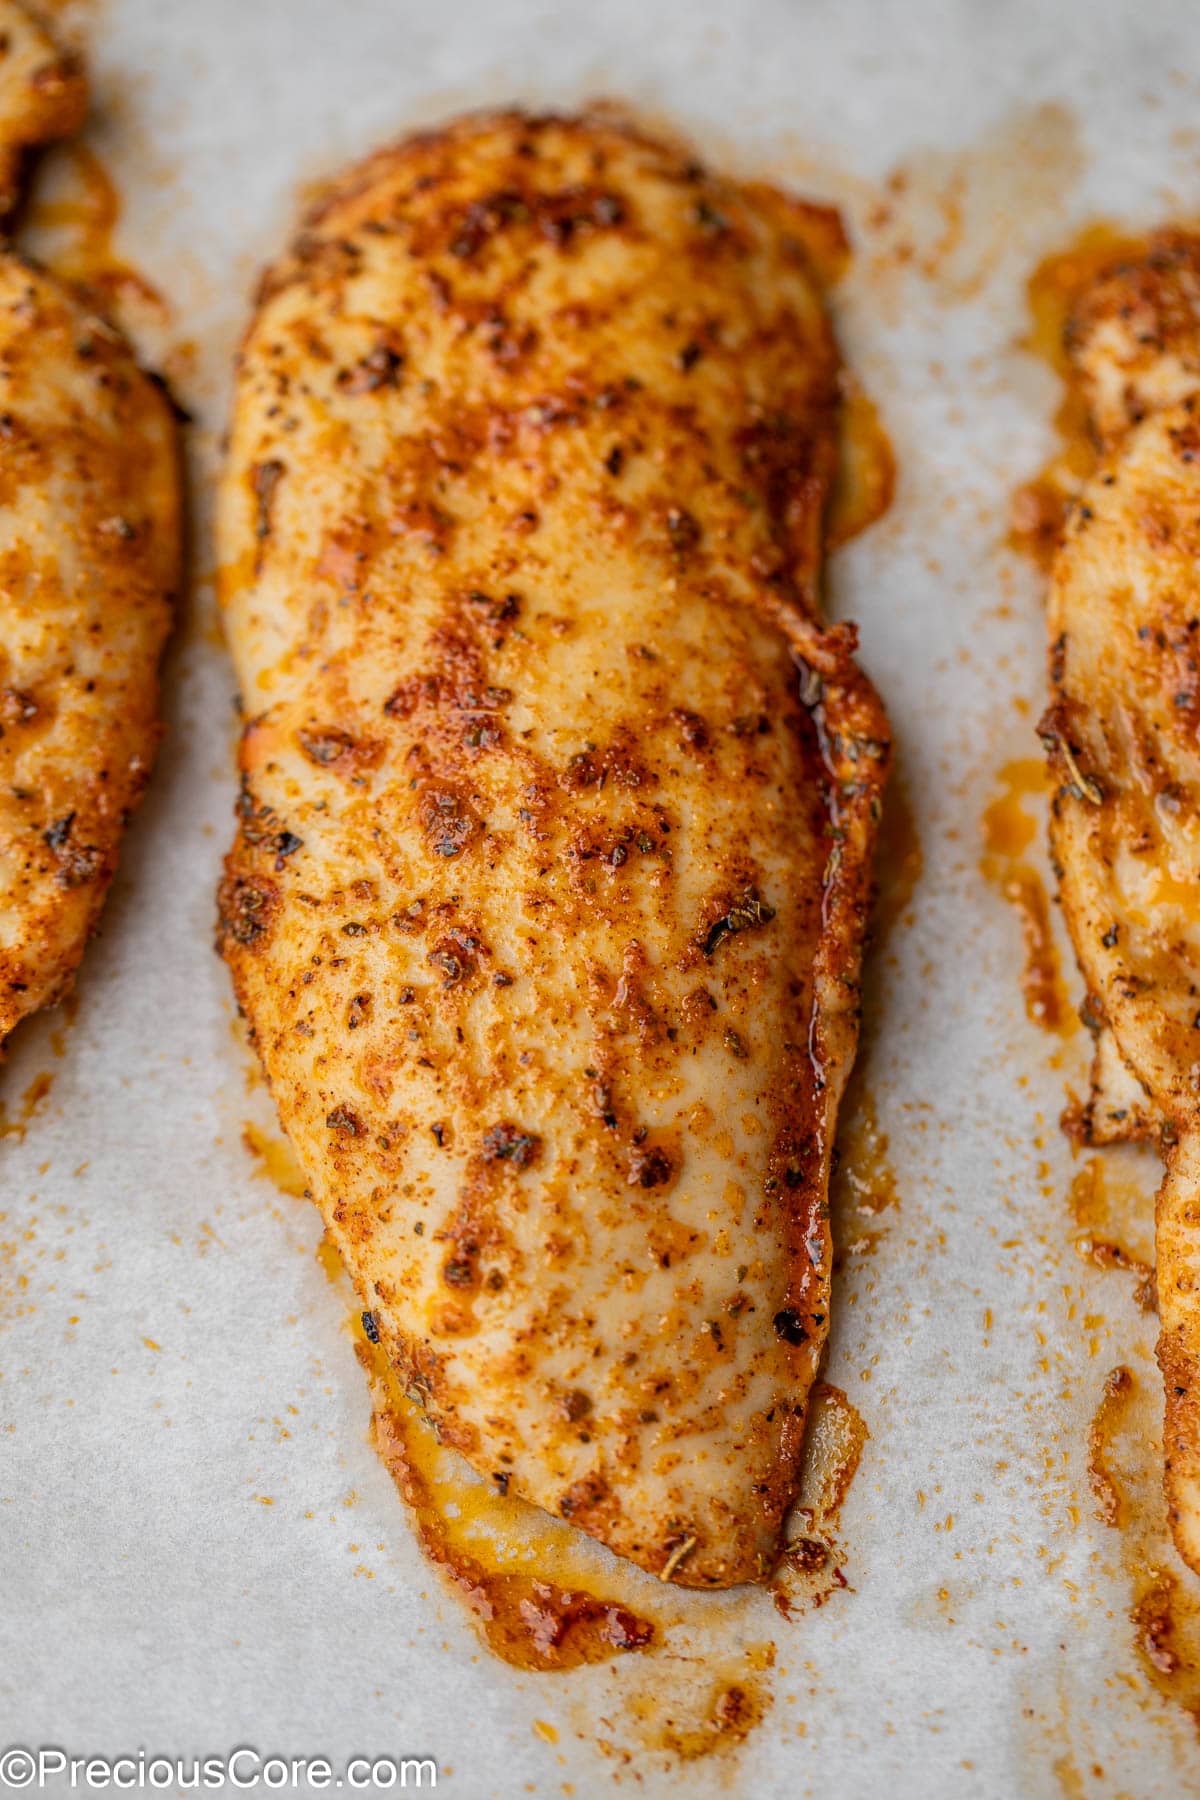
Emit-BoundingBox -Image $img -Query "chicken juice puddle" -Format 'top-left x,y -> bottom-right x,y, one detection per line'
324,1224 -> 864,1766
829,1083 -> 901,1263
360,1317 -> 658,1674
1087,1356 -> 1200,1727
312,1220 -> 867,1673
980,756 -> 1078,1039
1067,1153 -> 1155,1312
20,140 -> 168,325
828,379 -> 896,550
233,1101 -> 871,1765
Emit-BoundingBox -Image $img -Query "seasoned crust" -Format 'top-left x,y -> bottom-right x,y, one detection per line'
0,1 -> 87,218
1048,231 -> 1200,1574
1073,1025 -> 1159,1147
218,109 -> 888,1585
1067,229 -> 1200,453
0,6 -> 181,1053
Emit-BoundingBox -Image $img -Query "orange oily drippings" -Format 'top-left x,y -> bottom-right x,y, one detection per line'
981,757 -> 1078,1038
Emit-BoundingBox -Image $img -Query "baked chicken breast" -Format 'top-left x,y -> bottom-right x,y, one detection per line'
0,0 -> 85,219
1044,231 -> 1200,1571
0,3 -> 180,1049
218,109 -> 889,1587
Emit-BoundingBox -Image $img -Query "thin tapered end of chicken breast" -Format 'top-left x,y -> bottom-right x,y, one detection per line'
1077,1026 -> 1159,1147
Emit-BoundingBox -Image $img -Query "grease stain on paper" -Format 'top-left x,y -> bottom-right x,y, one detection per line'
860,102 -> 1086,310
830,1085 -> 901,1262
0,1071 -> 55,1143
981,757 -> 1079,1039
1086,1361 -> 1200,1728
363,1323 -> 658,1674
22,140 -> 168,328
1067,1154 -> 1155,1311
828,377 -> 896,550
242,1123 -> 308,1200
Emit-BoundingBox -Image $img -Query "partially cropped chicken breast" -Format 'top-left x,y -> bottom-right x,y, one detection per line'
218,110 -> 889,1587
0,1 -> 85,218
1044,231 -> 1200,1571
0,4 -> 180,1050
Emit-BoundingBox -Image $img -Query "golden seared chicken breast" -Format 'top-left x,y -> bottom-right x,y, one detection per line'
1044,231 -> 1200,1572
218,109 -> 889,1587
0,3 -> 180,1050
0,0 -> 85,217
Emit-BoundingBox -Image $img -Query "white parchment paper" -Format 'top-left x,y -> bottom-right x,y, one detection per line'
5,0 -> 1200,1793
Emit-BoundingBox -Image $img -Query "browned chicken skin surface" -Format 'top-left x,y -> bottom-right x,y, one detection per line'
218,109 -> 889,1587
1045,231 -> 1200,1573
0,1 -> 84,218
0,2 -> 180,1050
